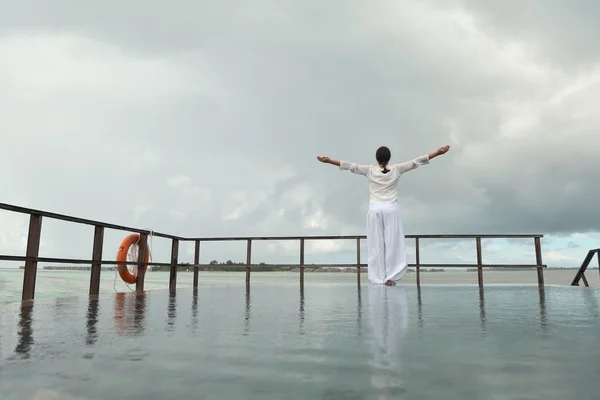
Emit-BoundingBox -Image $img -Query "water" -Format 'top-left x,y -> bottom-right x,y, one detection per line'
1,283 -> 600,399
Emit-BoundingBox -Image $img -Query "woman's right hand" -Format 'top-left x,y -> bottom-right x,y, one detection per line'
317,156 -> 331,163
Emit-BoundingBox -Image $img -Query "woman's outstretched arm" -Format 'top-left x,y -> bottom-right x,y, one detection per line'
316,156 -> 341,166
394,145 -> 450,174
427,145 -> 450,160
317,156 -> 370,176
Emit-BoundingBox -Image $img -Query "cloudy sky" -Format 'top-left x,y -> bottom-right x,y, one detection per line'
1,0 -> 599,271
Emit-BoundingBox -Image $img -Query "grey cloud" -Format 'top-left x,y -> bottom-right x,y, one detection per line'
451,0 -> 600,67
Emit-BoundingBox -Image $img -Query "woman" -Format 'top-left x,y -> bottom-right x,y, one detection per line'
317,145 -> 450,286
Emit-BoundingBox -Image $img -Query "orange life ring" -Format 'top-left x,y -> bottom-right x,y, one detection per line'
116,233 -> 151,284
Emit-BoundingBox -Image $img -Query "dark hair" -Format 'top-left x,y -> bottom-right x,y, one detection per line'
376,146 -> 391,174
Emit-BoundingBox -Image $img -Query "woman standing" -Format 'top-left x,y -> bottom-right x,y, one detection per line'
317,145 -> 450,286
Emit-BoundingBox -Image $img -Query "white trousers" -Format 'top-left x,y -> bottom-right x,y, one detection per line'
366,202 -> 407,284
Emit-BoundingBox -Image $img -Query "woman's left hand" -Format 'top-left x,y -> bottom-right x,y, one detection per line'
317,156 -> 331,163
436,145 -> 450,155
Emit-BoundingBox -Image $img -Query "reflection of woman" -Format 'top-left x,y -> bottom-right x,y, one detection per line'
368,285 -> 409,398
317,145 -> 450,285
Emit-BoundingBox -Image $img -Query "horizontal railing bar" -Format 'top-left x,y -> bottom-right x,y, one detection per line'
0,255 -> 178,267
0,255 -> 547,269
0,203 -> 182,240
185,234 -> 544,241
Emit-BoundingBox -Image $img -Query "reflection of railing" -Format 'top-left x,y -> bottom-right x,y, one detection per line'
570,249 -> 600,287
0,202 -> 547,301
12,284 -> 550,362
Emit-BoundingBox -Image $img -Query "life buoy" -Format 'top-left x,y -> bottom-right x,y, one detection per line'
115,233 -> 151,284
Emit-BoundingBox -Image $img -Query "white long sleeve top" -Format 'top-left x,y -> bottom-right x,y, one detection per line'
339,154 -> 430,203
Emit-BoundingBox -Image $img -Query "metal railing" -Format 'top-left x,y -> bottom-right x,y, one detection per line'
0,202 -> 547,301
570,249 -> 600,287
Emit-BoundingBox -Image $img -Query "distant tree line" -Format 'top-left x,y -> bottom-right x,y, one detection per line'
208,260 -> 267,266
150,260 -> 274,272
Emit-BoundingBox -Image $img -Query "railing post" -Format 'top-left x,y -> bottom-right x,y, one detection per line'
135,233 -> 148,292
535,237 -> 544,287
169,238 -> 179,292
597,250 -> 600,279
570,250 -> 595,286
356,238 -> 361,286
300,238 -> 305,290
415,237 -> 421,286
476,237 -> 483,287
22,214 -> 43,301
193,240 -> 200,289
246,239 -> 252,285
89,225 -> 104,296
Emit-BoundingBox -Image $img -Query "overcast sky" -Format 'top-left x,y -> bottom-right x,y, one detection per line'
1,0 -> 599,271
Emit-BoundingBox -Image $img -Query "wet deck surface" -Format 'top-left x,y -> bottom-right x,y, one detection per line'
1,284 -> 600,399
